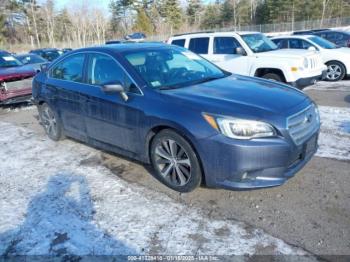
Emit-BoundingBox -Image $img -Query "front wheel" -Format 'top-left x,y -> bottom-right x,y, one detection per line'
261,73 -> 283,82
150,129 -> 202,192
326,61 -> 346,81
38,103 -> 63,141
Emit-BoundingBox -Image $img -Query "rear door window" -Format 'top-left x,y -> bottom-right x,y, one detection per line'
171,39 -> 186,47
325,32 -> 338,41
213,37 -> 242,54
301,40 -> 313,49
188,37 -> 209,54
289,39 -> 303,49
273,39 -> 288,49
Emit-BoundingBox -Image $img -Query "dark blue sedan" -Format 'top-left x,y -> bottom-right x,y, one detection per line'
32,43 -> 320,192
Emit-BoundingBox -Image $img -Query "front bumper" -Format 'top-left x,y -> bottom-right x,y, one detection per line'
288,70 -> 327,89
196,132 -> 319,190
0,85 -> 32,105
0,94 -> 32,105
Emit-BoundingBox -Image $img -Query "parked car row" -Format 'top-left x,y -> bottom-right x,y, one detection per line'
293,29 -> 350,48
0,51 -> 36,105
168,31 -> 327,89
1,28 -> 346,192
168,29 -> 350,84
0,47 -> 72,105
271,35 -> 350,81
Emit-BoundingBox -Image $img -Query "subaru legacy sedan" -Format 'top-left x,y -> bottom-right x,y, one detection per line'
32,43 -> 320,192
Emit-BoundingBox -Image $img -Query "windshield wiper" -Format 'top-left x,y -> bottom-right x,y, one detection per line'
158,85 -> 181,90
159,74 -> 227,90
191,75 -> 227,85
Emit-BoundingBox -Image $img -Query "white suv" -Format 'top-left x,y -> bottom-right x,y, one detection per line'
272,35 -> 350,81
168,32 -> 326,89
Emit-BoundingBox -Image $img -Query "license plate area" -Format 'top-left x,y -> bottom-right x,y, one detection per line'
304,135 -> 317,157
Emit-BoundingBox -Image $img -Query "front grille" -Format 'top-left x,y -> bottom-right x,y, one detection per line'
308,55 -> 321,69
287,104 -> 319,145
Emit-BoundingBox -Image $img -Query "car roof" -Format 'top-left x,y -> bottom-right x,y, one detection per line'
70,43 -> 173,53
322,30 -> 350,35
0,51 -> 10,55
16,53 -> 41,57
272,35 -> 314,39
171,31 -> 260,38
31,48 -> 59,52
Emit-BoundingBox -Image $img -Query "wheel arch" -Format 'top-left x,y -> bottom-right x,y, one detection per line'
145,124 -> 207,186
254,68 -> 286,82
325,60 -> 347,75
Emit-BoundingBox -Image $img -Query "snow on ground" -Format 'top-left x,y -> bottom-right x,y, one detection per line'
304,80 -> 350,92
317,106 -> 350,161
0,122 -> 311,257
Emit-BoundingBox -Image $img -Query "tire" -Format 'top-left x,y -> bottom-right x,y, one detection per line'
150,129 -> 202,193
261,73 -> 283,82
326,61 -> 346,81
38,103 -> 63,141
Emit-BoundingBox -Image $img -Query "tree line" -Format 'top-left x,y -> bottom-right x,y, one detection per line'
0,0 -> 349,49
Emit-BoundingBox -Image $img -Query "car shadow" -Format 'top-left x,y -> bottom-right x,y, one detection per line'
344,94 -> 350,104
0,172 -> 137,257
340,121 -> 350,133
0,101 -> 33,110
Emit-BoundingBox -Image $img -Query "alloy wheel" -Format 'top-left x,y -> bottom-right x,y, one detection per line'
41,105 -> 58,138
326,64 -> 342,81
154,139 -> 191,186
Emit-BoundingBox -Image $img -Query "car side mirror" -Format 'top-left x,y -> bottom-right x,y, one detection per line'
308,46 -> 317,51
40,63 -> 50,72
236,47 -> 247,56
102,83 -> 129,101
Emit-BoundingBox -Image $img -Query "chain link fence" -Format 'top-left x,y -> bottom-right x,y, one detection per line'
149,17 -> 350,41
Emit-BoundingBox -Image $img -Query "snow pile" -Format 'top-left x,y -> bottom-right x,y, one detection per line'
317,106 -> 350,160
305,80 -> 350,91
0,122 -> 310,257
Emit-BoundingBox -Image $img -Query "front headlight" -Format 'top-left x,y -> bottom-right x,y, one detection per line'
313,103 -> 320,124
303,57 -> 309,68
203,114 -> 276,140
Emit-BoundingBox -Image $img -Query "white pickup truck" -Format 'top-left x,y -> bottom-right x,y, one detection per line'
167,32 -> 327,89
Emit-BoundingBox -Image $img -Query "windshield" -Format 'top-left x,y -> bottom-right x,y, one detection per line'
43,51 -> 61,61
123,47 -> 228,89
241,33 -> 278,53
17,54 -> 47,64
308,36 -> 339,49
0,54 -> 23,68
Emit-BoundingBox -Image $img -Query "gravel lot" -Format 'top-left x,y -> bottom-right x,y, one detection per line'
0,80 -> 349,259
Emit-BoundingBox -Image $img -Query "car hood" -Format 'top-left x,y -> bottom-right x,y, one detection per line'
0,65 -> 36,81
325,47 -> 350,55
162,75 -> 309,118
255,49 -> 313,59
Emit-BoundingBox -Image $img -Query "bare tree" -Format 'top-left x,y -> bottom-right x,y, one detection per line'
320,0 -> 331,27
30,0 -> 40,47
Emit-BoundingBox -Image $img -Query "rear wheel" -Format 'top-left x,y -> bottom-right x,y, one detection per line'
38,103 -> 63,141
262,73 -> 283,82
326,61 -> 346,81
150,129 -> 202,192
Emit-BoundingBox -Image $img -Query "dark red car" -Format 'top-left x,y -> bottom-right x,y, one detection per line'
0,51 -> 36,105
